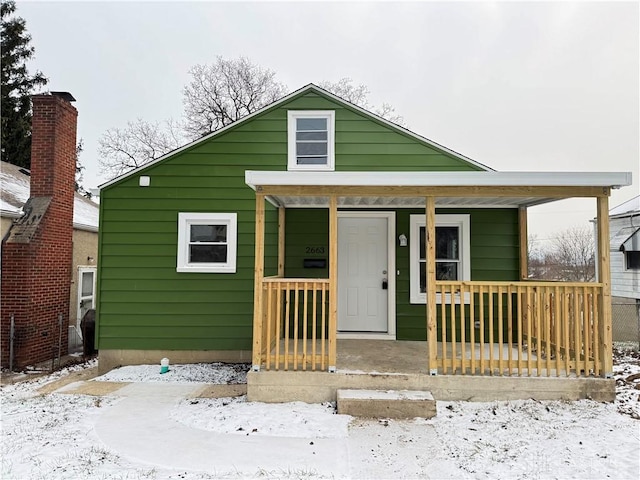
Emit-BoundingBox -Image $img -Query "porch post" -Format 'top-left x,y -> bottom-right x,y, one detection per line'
596,196 -> 613,377
251,193 -> 265,371
519,206 -> 528,280
278,206 -> 285,277
426,196 -> 437,374
328,195 -> 338,372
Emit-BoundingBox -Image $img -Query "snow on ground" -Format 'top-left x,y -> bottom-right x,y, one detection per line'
1,350 -> 639,479
171,396 -> 351,438
94,362 -> 250,384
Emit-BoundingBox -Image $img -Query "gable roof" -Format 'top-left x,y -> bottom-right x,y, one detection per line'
0,160 -> 99,231
99,83 -> 492,190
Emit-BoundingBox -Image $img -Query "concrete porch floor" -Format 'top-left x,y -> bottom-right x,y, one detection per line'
337,339 -> 430,374
248,339 -> 614,404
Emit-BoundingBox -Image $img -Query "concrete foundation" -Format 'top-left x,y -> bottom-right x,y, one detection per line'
247,370 -> 615,403
337,389 -> 436,419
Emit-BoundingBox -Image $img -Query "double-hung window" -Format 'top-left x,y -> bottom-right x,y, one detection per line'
409,214 -> 470,303
287,110 -> 335,171
177,213 -> 237,273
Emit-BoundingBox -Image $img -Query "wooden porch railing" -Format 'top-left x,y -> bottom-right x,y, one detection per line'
258,277 -> 332,371
434,281 -> 603,377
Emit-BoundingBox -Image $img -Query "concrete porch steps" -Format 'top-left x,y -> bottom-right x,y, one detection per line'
336,389 -> 437,419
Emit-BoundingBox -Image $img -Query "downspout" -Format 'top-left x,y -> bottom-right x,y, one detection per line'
9,314 -> 15,372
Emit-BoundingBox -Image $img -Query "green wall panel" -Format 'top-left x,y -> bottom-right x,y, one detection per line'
98,89 -> 499,352
283,208 -> 519,342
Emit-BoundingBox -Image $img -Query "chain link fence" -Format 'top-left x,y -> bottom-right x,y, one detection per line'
612,298 -> 640,351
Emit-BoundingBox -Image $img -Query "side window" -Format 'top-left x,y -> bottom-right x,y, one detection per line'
409,214 -> 470,304
626,251 -> 640,270
177,213 -> 237,273
287,110 -> 335,171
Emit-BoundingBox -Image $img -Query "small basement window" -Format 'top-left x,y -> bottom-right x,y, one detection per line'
626,251 -> 640,270
177,213 -> 237,273
288,110 -> 335,171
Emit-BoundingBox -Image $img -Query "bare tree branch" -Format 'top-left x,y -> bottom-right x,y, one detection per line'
319,78 -> 407,127
98,118 -> 184,178
98,60 -> 409,179
528,226 -> 595,281
182,57 -> 287,138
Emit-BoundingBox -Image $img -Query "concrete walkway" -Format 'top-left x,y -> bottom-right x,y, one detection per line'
50,379 -> 459,478
59,381 -> 350,477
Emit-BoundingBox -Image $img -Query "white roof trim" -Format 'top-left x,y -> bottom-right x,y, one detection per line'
99,84 -> 492,190
621,228 -> 640,252
73,222 -> 99,233
301,86 -> 493,172
245,171 -> 632,189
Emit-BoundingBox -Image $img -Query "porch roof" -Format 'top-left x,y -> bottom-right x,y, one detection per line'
245,170 -> 632,208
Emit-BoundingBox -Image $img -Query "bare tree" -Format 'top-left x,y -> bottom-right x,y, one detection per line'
527,233 -> 544,279
549,226 -> 595,281
98,60 -> 407,179
182,57 -> 287,138
98,118 -> 184,178
528,226 -> 595,281
319,78 -> 406,126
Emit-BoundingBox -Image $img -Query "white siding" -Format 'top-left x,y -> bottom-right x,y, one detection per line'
610,217 -> 640,300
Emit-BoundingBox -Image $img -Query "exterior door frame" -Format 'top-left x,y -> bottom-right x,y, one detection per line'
336,211 -> 396,340
76,266 -> 97,330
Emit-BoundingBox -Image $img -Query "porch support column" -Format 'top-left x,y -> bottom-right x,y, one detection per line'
519,206 -> 528,280
328,195 -> 338,372
278,206 -> 285,277
596,196 -> 613,377
426,196 -> 437,374
251,193 -> 265,371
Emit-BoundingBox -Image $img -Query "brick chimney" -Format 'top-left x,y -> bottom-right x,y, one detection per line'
1,92 -> 78,369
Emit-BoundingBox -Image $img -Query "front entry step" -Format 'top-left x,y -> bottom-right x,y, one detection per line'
337,389 -> 436,419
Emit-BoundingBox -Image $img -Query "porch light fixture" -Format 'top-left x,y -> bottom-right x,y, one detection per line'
399,234 -> 408,247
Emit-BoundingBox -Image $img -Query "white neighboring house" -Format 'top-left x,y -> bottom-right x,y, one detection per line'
0,160 -> 99,351
609,195 -> 640,300
604,195 -> 639,344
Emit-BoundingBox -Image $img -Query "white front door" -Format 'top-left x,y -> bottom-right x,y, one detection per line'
77,267 -> 97,327
337,213 -> 394,334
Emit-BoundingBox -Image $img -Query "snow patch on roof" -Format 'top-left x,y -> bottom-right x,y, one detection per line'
0,161 -> 99,229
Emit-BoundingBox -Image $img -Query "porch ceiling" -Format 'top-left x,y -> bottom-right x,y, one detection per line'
267,195 -> 551,208
245,170 -> 632,209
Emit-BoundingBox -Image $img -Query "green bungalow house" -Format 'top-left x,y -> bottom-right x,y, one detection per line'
97,84 -> 631,402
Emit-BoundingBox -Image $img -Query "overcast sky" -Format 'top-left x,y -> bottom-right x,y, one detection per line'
16,0 -> 640,242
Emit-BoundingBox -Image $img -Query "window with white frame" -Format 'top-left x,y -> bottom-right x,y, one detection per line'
409,214 -> 471,304
287,110 -> 335,171
177,213 -> 237,273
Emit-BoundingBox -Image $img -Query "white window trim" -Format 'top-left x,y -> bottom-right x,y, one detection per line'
409,214 -> 471,304
287,110 -> 335,171
177,212 -> 237,273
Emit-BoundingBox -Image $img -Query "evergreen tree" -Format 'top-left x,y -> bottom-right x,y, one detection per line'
1,0 -> 48,168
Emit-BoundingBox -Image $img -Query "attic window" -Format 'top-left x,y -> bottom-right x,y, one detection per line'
177,213 -> 237,273
287,110 -> 335,171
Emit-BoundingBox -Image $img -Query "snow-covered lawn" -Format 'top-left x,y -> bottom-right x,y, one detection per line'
1,350 -> 638,479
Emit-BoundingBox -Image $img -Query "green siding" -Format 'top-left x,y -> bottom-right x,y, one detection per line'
97,88 -> 497,351
395,209 -> 519,340
284,208 -> 519,341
